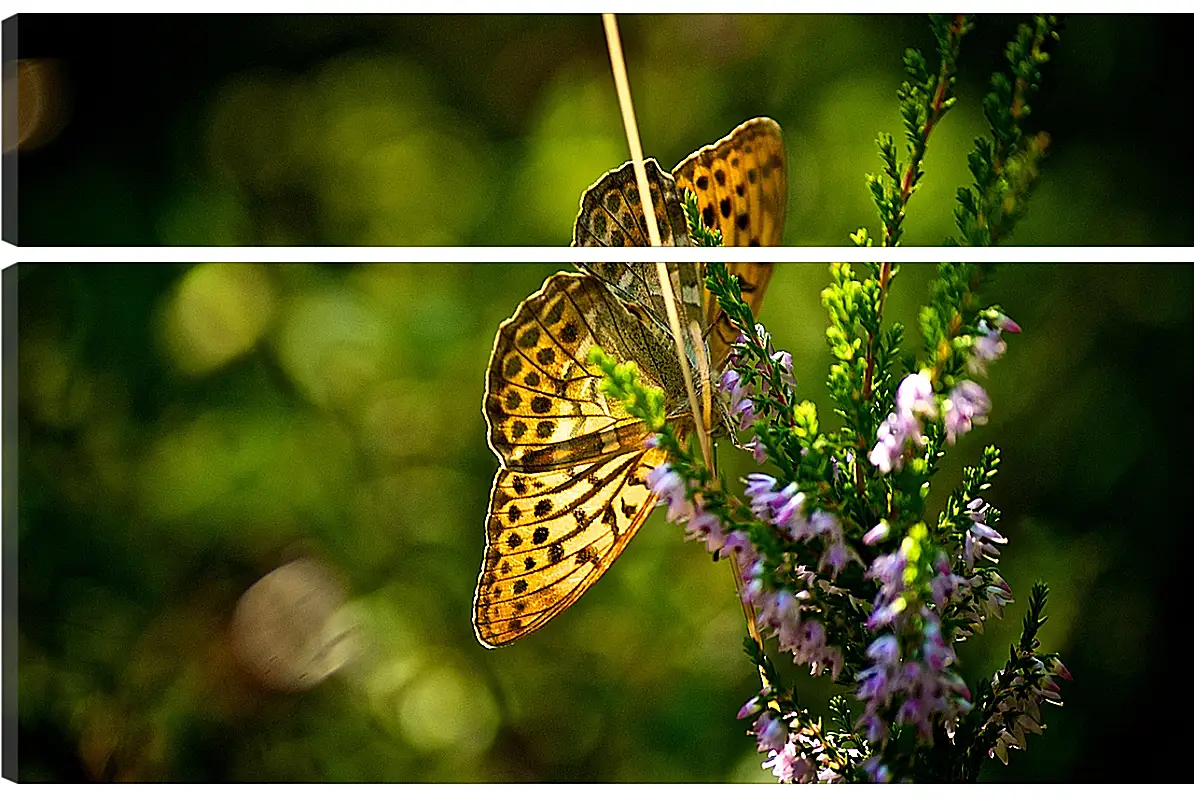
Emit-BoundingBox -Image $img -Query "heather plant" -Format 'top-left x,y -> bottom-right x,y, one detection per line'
589,14 -> 1068,782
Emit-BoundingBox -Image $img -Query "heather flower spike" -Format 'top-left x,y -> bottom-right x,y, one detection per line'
585,13 -> 1064,783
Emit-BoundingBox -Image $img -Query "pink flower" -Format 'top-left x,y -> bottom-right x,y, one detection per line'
944,380 -> 990,444
752,713 -> 788,752
897,371 -> 937,418
968,312 -> 1021,376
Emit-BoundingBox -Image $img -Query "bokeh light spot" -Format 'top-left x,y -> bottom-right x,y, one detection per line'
398,666 -> 498,754
162,262 -> 276,375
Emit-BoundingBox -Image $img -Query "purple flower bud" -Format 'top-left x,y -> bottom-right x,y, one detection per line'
686,510 -> 722,543
922,616 -> 955,672
794,620 -> 827,663
763,739 -> 810,783
744,473 -> 777,499
867,550 -> 907,587
821,648 -> 845,682
930,553 -> 963,607
1049,657 -> 1073,681
968,313 -> 1020,375
867,601 -> 902,630
869,418 -> 903,473
897,696 -> 931,739
1038,679 -> 1063,704
808,509 -> 842,538
721,368 -> 742,396
722,530 -> 757,572
818,540 -> 859,578
978,581 -> 1012,619
737,695 -> 763,719
869,410 -> 925,473
970,323 -> 1006,371
964,312 -> 1022,377
964,520 -> 1007,569
646,464 -> 695,523
703,525 -> 727,556
993,311 -> 1021,334
857,666 -> 887,704
771,350 -> 793,373
863,520 -> 891,545
733,397 -> 757,429
771,488 -> 806,529
770,350 -> 796,389
645,463 -> 679,495
971,522 -> 1006,544
743,576 -> 767,607
764,590 -> 801,640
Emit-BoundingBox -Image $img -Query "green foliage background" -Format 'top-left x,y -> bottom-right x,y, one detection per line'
14,263 -> 1192,782
15,14 -> 1192,245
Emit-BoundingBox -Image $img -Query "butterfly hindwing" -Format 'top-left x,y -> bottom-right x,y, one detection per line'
672,117 -> 787,368
672,117 -> 787,249
473,447 -> 666,647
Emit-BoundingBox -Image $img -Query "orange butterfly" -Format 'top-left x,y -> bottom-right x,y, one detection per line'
474,119 -> 787,646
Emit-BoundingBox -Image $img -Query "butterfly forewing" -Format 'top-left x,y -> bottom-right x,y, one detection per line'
572,158 -> 705,333
473,447 -> 666,647
672,117 -> 787,368
484,272 -> 688,472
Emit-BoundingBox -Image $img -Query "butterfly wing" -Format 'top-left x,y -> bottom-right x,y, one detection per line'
483,271 -> 685,471
672,117 -> 787,368
473,447 -> 665,647
572,158 -> 705,334
477,272 -> 684,646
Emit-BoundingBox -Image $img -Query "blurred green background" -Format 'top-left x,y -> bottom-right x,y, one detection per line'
13,13 -> 1193,245
13,263 -> 1191,782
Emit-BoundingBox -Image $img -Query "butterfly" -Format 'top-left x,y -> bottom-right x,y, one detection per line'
473,118 -> 787,647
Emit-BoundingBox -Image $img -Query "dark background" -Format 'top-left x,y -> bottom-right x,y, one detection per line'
12,262 -> 1192,781
11,13 -> 1194,245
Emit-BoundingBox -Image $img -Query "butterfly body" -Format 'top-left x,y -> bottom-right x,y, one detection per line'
474,118 -> 787,647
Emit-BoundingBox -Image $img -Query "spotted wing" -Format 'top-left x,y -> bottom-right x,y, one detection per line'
572,158 -> 704,333
473,447 -> 666,647
672,118 -> 787,249
672,118 -> 787,368
483,271 -> 685,471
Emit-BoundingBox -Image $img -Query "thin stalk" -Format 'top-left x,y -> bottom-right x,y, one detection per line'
602,12 -> 763,661
601,13 -> 710,466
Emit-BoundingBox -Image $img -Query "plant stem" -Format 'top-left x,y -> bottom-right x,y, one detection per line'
887,13 -> 968,248
866,12 -> 968,408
